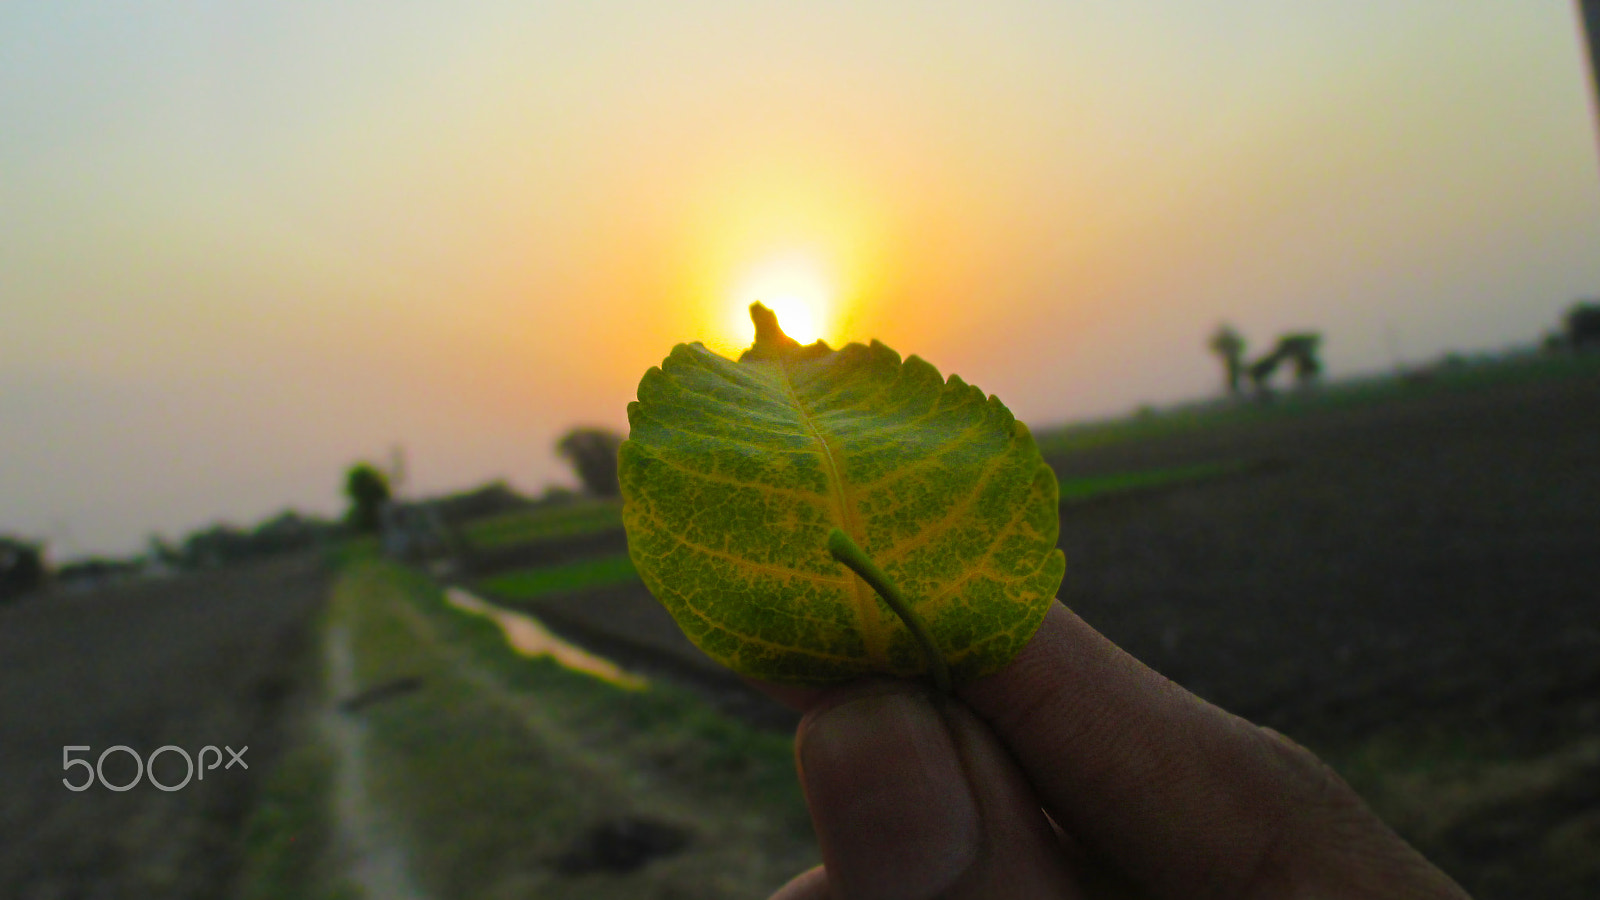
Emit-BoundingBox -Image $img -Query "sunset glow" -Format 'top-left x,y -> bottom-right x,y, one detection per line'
728,255 -> 836,347
3,3 -> 1598,555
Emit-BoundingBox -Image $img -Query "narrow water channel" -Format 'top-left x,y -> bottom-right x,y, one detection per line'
443,587 -> 648,691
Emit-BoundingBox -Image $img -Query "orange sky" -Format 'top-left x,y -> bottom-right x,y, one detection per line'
4,2 -> 1600,555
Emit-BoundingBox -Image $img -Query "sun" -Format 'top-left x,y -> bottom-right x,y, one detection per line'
728,255 -> 834,346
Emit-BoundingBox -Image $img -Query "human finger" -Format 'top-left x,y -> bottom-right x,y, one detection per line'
956,603 -> 1468,899
769,864 -> 830,900
793,680 -> 1080,899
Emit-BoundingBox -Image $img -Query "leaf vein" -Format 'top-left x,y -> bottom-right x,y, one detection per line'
635,447 -> 828,502
774,361 -> 888,667
878,452 -> 1009,565
632,512 -> 851,586
633,410 -> 811,453
666,589 -> 861,663
922,510 -> 1056,609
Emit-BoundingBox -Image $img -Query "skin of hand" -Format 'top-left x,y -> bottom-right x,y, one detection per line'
758,603 -> 1472,900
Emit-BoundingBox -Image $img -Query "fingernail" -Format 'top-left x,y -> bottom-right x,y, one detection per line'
799,687 -> 980,899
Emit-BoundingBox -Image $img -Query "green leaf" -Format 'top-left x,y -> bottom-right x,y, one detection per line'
619,305 -> 1065,687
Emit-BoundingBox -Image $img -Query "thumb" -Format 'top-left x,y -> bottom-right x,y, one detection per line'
792,682 -> 1079,900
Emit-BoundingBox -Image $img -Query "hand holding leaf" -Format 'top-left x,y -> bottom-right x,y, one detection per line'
619,304 -> 1064,687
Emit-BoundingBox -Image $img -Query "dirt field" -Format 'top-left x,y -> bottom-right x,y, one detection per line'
1047,373 -> 1600,898
0,555 -> 326,900
1050,374 -> 1600,745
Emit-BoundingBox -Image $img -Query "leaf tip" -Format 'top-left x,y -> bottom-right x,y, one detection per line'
739,302 -> 801,361
871,340 -> 904,368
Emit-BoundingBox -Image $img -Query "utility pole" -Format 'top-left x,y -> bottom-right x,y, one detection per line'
387,443 -> 407,499
1583,2 -> 1600,149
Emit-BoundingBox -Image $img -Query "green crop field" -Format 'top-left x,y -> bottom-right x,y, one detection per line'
461,499 -> 623,550
476,553 -> 639,600
1055,461 -> 1248,503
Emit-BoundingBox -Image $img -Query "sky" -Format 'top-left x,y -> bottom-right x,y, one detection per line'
4,1 -> 1600,558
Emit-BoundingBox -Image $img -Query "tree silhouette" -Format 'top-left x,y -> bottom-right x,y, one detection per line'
557,427 -> 624,498
1247,332 -> 1323,393
0,536 -> 45,602
344,463 -> 392,533
1565,300 -> 1600,350
1282,333 -> 1323,383
1207,324 -> 1248,395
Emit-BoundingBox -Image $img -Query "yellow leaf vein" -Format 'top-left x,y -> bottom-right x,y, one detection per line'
878,451 -> 1009,565
632,511 -> 851,587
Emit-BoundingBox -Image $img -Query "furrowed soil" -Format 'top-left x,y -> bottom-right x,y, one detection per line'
1048,373 -> 1600,897
484,368 -> 1600,898
1049,374 -> 1600,754
0,555 -> 327,900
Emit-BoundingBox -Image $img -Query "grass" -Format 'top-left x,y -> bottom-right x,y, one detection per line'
1318,728 -> 1600,895
327,560 -> 815,899
234,599 -> 361,900
322,534 -> 381,569
234,740 -> 358,900
461,500 -> 622,550
476,552 -> 639,600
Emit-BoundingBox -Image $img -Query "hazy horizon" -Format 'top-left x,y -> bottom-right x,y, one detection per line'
5,1 -> 1600,558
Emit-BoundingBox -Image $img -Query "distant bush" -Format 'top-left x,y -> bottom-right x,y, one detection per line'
557,428 -> 623,498
344,462 -> 392,534
0,536 -> 45,602
423,480 -> 535,524
1242,332 -> 1323,396
163,511 -> 341,570
1565,300 -> 1600,351
55,557 -> 142,592
1207,323 -> 1248,395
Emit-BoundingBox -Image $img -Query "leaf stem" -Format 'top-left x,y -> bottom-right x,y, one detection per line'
827,529 -> 952,694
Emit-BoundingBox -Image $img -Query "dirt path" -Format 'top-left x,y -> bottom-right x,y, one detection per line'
326,562 -> 815,898
323,623 -> 429,900
0,555 -> 326,900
